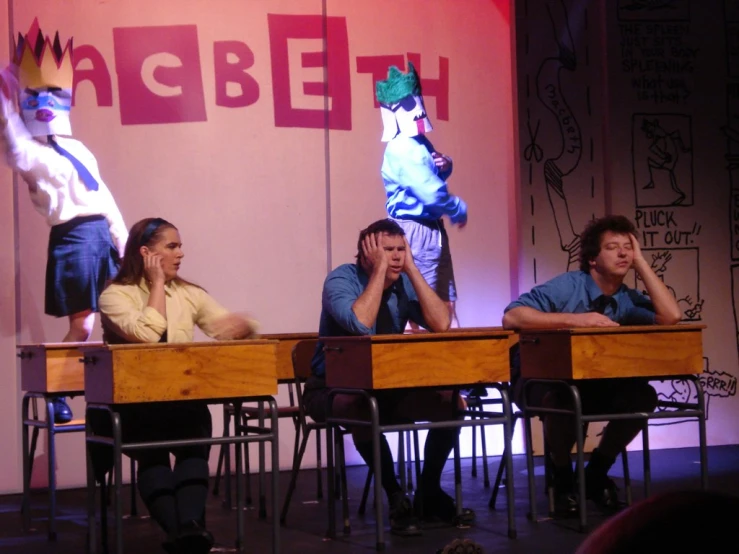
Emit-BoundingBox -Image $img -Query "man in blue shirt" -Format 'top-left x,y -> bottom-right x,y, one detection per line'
375,63 -> 467,327
503,215 -> 681,515
303,219 -> 474,536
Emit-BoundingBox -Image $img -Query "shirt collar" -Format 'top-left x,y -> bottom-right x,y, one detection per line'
584,272 -> 627,304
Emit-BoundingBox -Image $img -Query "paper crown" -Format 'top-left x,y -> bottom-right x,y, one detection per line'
375,62 -> 421,105
13,18 -> 74,90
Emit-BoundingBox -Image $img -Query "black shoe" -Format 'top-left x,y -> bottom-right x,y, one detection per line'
175,520 -> 214,554
586,476 -> 624,513
415,490 -> 476,528
552,491 -> 579,517
52,397 -> 73,424
548,458 -> 578,517
389,492 -> 422,537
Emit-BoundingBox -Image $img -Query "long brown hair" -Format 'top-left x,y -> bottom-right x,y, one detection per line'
112,217 -> 197,287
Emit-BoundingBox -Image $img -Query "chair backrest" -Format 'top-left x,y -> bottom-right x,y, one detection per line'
292,339 -> 319,382
291,339 -> 319,428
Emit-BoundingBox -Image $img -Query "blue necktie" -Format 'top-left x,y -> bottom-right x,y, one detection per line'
47,136 -> 99,191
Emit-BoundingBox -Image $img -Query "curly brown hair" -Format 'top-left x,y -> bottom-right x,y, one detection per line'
579,215 -> 638,272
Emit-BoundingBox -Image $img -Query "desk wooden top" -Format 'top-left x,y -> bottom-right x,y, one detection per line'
324,329 -> 512,389
18,341 -> 104,351
519,324 -> 706,335
80,340 -> 278,404
18,342 -> 99,394
518,324 -> 704,380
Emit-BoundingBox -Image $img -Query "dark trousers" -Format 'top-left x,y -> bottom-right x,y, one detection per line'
516,378 -> 658,468
304,386 -> 461,499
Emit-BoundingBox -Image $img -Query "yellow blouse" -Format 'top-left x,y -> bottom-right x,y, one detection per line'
99,279 -> 256,343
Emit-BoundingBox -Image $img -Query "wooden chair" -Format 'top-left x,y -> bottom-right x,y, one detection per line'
280,339 -> 354,524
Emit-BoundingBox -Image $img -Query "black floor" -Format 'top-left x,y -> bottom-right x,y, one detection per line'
1,445 -> 737,553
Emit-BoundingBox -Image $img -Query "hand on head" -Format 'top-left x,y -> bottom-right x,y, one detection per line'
629,233 -> 644,264
361,232 -> 389,274
142,251 -> 166,285
402,236 -> 416,273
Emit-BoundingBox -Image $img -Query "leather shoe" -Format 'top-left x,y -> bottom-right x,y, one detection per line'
552,491 -> 579,517
389,492 -> 422,537
415,490 -> 476,527
586,477 -> 624,513
175,520 -> 214,554
51,397 -> 73,424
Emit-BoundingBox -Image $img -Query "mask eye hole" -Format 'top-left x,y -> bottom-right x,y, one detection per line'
27,99 -> 39,108
398,95 -> 416,111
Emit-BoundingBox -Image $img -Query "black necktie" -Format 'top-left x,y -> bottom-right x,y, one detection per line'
47,136 -> 99,191
592,295 -> 616,315
376,292 -> 395,334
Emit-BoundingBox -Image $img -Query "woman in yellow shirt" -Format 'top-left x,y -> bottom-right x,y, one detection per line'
99,217 -> 258,554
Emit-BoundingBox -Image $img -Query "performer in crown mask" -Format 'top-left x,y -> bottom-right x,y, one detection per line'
0,19 -> 127,423
375,62 -> 467,329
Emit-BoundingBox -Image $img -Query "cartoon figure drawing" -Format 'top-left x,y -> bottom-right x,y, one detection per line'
641,118 -> 692,206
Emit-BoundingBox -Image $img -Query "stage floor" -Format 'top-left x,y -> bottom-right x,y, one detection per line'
1,445 -> 737,553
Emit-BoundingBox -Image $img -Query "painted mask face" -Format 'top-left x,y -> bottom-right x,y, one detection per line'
380,94 -> 433,142
19,86 -> 72,137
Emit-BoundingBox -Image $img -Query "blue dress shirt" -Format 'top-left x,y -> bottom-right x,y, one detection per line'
504,271 -> 656,325
311,263 -> 428,378
381,135 -> 467,224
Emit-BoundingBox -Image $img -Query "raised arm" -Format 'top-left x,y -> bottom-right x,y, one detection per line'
403,237 -> 450,332
630,233 -> 682,325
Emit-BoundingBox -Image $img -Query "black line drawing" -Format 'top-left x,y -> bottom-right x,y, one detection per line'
632,113 -> 694,207
724,22 -> 739,261
654,357 -> 736,423
635,247 -> 702,321
617,0 -> 690,22
536,0 -> 583,271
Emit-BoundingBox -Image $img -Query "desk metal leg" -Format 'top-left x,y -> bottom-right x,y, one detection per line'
642,421 -> 651,498
46,399 -> 58,541
695,378 -> 709,490
86,429 -> 98,554
234,403 -> 245,552
223,407 -> 233,510
258,403 -> 267,519
369,396 -> 384,552
571,386 -> 587,532
268,398 -> 280,554
325,415 -> 336,540
21,395 -> 32,533
523,414 -> 537,522
501,389 -> 516,539
111,412 -> 124,554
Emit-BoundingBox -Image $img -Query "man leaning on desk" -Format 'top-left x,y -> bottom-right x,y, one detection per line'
302,218 -> 474,537
503,215 -> 682,516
